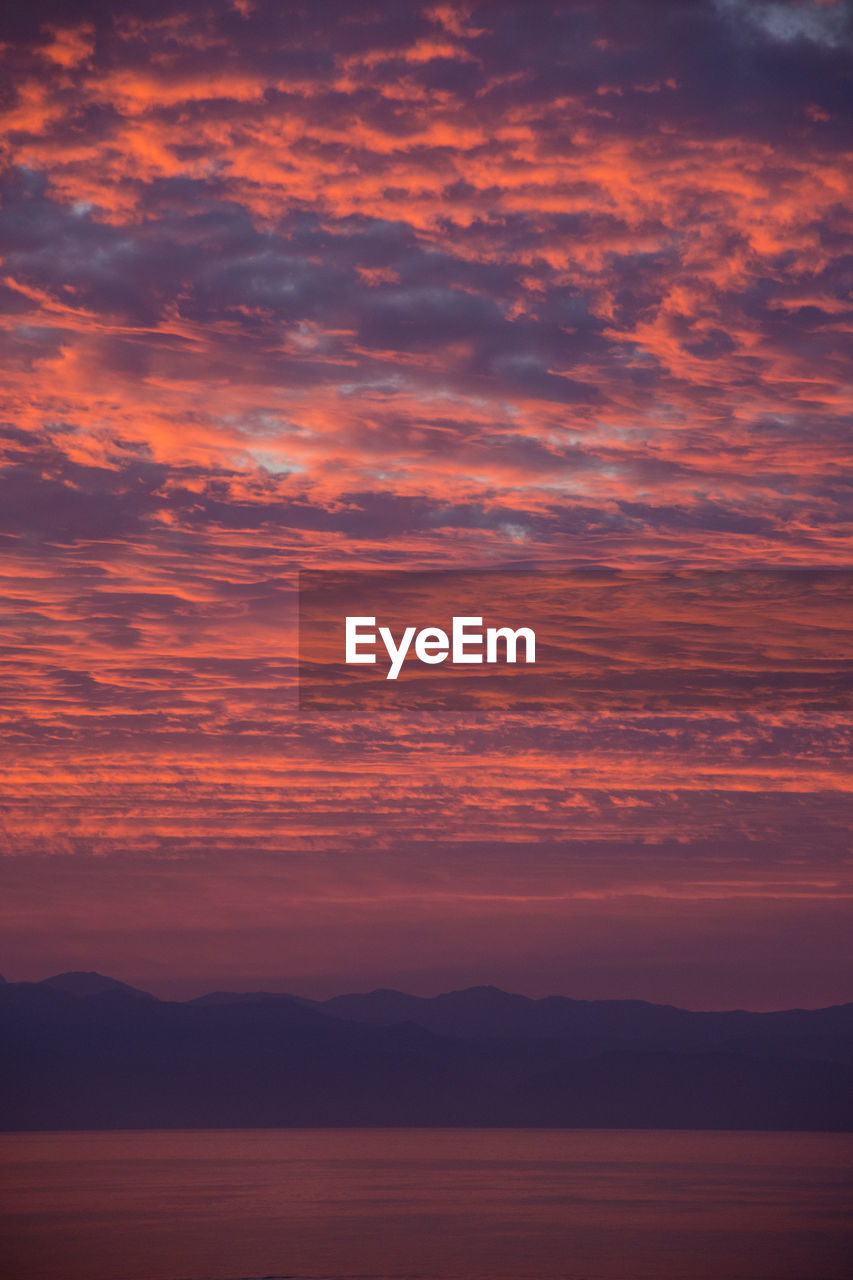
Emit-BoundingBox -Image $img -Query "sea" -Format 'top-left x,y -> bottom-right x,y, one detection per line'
1,1128 -> 851,1280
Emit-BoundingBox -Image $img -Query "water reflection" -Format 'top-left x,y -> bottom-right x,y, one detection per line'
1,1128 -> 851,1280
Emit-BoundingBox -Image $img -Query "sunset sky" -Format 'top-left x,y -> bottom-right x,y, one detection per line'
0,0 -> 851,1008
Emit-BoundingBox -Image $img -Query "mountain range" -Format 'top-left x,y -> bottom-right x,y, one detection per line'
1,972 -> 851,1131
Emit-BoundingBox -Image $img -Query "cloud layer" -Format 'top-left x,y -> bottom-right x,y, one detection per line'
1,0 -> 851,1003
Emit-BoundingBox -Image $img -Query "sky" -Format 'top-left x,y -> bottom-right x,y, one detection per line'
0,0 -> 851,1007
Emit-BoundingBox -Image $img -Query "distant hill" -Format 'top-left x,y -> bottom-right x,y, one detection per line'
1,976 -> 851,1131
311,985 -> 853,1065
195,982 -> 853,1065
38,971 -> 155,1000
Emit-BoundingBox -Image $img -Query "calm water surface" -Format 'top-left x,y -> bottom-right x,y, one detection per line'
1,1128 -> 851,1280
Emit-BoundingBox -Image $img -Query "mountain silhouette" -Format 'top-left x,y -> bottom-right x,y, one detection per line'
310,985 -> 853,1064
38,970 -> 155,999
1,975 -> 851,1131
